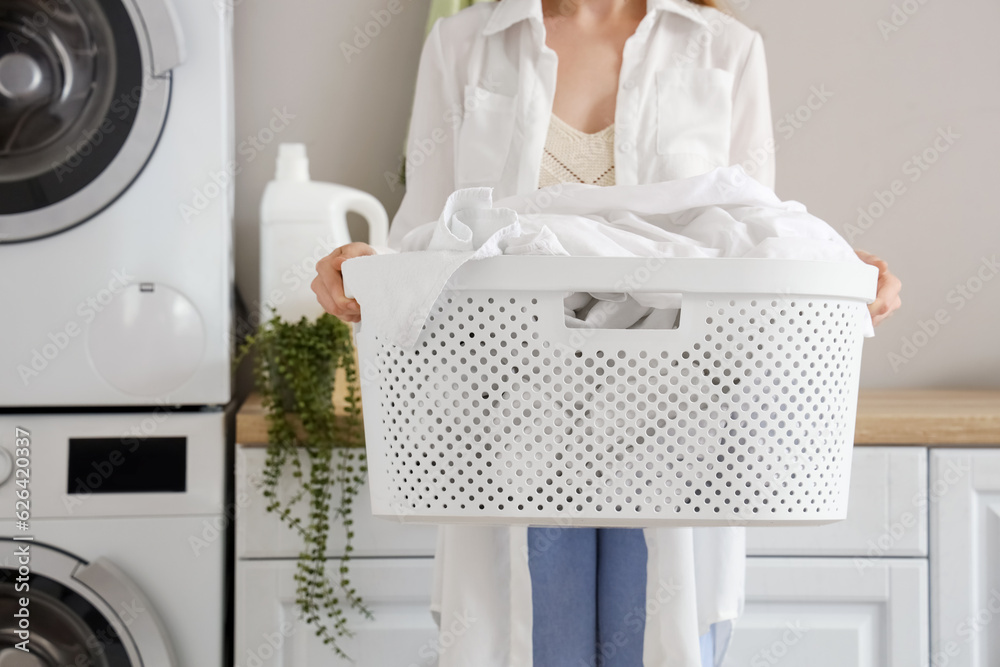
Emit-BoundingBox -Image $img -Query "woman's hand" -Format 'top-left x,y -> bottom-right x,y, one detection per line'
311,242 -> 377,323
855,249 -> 902,327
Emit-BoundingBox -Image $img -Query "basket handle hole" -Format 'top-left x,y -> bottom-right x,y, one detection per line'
564,293 -> 682,331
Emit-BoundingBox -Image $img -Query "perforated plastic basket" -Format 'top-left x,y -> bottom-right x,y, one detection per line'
344,256 -> 877,527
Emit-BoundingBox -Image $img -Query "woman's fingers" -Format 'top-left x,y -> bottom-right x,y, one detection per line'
872,297 -> 902,327
312,243 -> 376,322
310,273 -> 340,314
329,256 -> 361,312
855,249 -> 902,327
872,271 -> 902,327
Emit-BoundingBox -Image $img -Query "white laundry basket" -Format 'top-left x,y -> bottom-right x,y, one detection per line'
344,256 -> 878,527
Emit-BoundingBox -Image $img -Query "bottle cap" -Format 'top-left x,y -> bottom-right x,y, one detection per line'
275,143 -> 309,181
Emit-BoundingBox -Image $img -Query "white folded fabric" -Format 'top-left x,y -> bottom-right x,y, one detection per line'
348,165 -> 874,349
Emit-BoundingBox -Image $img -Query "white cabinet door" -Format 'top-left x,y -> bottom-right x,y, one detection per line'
235,558 -> 439,667
746,447 -> 928,557
930,450 -> 1000,667
236,446 -> 438,559
723,557 -> 928,667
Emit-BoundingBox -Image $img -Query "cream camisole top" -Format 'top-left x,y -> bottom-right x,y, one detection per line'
538,113 -> 616,188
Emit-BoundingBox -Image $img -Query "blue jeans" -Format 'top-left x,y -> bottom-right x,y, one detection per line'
527,526 -> 718,667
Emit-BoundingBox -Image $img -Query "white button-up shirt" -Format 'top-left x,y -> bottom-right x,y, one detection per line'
387,0 -> 775,248
384,2 -> 777,665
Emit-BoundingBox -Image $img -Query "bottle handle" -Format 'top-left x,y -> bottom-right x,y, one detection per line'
342,189 -> 389,248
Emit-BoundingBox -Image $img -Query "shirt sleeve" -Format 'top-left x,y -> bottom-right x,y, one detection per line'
386,19 -> 461,250
729,31 -> 776,192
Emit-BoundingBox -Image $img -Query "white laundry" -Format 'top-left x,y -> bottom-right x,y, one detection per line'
349,164 -> 875,350
348,187 -> 533,349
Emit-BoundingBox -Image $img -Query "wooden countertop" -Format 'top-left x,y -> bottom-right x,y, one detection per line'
236,389 -> 1000,447
851,390 -> 1000,445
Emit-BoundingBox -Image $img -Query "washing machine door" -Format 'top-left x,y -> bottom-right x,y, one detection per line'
0,540 -> 177,666
0,0 -> 183,242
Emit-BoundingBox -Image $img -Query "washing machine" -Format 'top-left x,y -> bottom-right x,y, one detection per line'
0,0 -> 234,407
0,408 -> 230,665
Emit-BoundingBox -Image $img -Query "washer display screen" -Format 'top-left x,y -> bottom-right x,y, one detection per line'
67,436 -> 187,494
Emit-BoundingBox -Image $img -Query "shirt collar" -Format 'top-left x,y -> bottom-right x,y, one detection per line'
482,0 -> 710,36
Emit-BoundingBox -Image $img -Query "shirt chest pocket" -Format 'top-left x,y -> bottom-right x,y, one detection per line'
456,85 -> 518,186
655,68 -> 734,169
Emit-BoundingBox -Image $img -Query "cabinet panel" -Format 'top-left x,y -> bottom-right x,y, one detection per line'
235,558 -> 439,667
723,557 -> 928,667
236,446 -> 438,559
746,447 -> 927,557
930,450 -> 1000,667
238,447 -> 928,560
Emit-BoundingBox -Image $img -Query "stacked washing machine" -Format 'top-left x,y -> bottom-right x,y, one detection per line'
0,0 -> 234,664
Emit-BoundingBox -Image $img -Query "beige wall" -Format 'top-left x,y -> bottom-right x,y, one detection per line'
233,0 -> 430,318
735,0 -> 1000,388
234,0 -> 999,389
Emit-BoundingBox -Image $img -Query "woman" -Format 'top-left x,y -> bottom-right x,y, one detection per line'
313,1 -> 902,665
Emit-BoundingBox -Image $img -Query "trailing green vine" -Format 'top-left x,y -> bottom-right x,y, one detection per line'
233,312 -> 369,658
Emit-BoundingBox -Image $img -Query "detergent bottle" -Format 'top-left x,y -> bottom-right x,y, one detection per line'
259,143 -> 388,322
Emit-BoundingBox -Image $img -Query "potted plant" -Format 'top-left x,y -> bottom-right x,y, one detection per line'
234,311 -> 368,658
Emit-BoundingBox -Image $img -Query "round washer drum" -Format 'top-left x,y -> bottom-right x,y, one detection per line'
0,539 -> 177,666
0,0 -> 183,243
